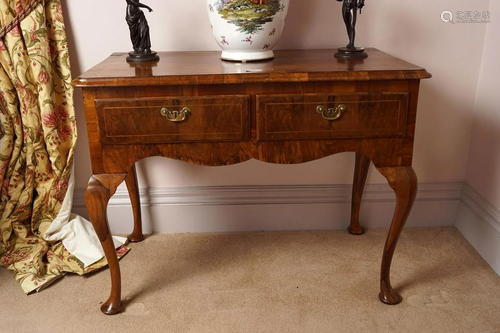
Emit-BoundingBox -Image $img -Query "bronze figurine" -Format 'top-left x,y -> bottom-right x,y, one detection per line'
126,0 -> 159,62
334,0 -> 368,59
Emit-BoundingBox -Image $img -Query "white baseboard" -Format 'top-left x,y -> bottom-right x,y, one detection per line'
455,184 -> 500,276
72,183 -> 462,234
72,182 -> 500,277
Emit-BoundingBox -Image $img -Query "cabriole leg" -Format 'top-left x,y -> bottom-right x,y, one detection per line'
348,153 -> 370,235
86,174 -> 127,315
376,167 -> 418,304
125,165 -> 145,242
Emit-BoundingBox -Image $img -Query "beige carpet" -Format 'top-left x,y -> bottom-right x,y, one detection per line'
1,227 -> 500,333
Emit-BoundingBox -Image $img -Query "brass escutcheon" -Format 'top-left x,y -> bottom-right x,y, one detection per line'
316,104 -> 347,121
160,107 -> 191,122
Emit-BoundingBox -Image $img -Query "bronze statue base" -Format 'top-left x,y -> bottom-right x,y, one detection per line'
126,51 -> 159,63
334,47 -> 368,59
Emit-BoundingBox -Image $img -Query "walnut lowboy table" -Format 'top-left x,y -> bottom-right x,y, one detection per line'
73,49 -> 431,315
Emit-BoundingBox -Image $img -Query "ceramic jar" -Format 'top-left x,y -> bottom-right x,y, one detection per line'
207,0 -> 290,61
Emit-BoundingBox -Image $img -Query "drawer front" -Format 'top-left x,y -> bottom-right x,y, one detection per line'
256,93 -> 408,140
95,96 -> 250,144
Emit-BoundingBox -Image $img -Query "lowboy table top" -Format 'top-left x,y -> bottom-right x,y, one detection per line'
74,49 -> 431,87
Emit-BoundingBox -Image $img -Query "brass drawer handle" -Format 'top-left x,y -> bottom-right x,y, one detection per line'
160,107 -> 191,122
316,104 -> 346,121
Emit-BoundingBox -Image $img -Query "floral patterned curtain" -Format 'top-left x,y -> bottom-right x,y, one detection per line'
0,0 -> 120,293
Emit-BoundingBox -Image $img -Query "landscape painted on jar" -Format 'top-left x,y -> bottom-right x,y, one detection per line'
214,0 -> 284,34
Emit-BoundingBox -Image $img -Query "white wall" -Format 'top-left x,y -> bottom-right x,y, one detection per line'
455,1 -> 500,276
63,0 -> 490,193
465,0 -> 500,211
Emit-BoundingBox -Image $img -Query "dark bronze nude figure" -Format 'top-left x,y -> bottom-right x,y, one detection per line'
126,0 -> 159,62
334,0 -> 368,59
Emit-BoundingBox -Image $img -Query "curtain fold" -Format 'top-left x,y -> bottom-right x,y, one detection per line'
0,0 -> 127,293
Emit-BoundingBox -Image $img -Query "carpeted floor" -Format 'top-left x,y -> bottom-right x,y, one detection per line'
1,227 -> 500,333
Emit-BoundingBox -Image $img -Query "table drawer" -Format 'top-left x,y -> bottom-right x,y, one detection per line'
256,93 -> 408,140
95,96 -> 250,144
